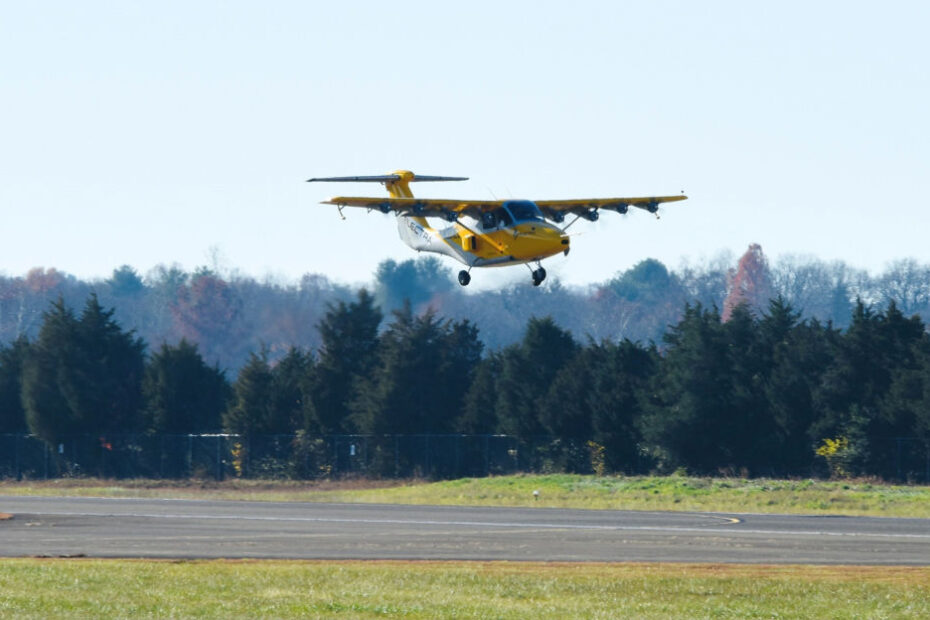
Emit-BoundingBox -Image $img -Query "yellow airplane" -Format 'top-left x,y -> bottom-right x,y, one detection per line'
308,170 -> 686,286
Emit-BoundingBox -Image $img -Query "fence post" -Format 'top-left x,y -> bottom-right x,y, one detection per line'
14,434 -> 21,481
332,436 -> 338,475
425,435 -> 430,478
895,438 -> 901,480
216,436 -> 223,481
362,436 -> 368,474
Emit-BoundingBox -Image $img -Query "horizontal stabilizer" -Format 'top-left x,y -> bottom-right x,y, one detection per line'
307,173 -> 468,183
408,175 -> 469,182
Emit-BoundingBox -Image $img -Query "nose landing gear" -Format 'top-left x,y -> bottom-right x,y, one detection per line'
528,263 -> 547,287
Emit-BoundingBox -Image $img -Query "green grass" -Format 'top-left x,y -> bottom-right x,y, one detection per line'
0,559 -> 928,619
3,474 -> 930,517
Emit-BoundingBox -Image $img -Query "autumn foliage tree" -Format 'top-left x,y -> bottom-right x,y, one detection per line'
722,244 -> 774,321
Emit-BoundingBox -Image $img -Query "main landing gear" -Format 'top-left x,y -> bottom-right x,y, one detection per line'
528,263 -> 547,287
459,265 -> 546,287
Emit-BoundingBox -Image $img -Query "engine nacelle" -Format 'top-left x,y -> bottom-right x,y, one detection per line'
582,209 -> 599,222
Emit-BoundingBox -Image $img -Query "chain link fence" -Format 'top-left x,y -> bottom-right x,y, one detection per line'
0,433 -> 600,481
1,433 -> 928,482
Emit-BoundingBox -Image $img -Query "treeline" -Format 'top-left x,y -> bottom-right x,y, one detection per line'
2,248 -> 930,372
2,290 -> 930,479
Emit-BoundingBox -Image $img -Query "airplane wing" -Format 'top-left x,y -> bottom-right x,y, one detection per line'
321,194 -> 687,222
322,196 -> 504,221
534,195 -> 688,219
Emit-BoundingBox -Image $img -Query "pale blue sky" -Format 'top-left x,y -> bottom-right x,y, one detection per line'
2,1 -> 928,288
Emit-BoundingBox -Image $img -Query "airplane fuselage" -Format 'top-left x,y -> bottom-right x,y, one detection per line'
397,209 -> 569,268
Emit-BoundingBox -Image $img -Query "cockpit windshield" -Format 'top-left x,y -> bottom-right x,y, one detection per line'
502,200 -> 544,223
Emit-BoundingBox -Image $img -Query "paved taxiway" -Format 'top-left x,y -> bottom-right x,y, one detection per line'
1,496 -> 929,564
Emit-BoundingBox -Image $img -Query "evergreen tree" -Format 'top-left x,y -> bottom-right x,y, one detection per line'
588,339 -> 658,473
143,339 -> 230,433
268,347 -> 313,434
22,296 -> 145,443
106,265 -> 145,297
373,256 -> 454,312
812,300 -> 925,475
459,353 -> 501,434
911,342 -> 930,450
495,317 -> 577,437
538,348 -> 593,440
352,304 -> 480,435
310,289 -> 382,434
760,301 -> 834,474
223,350 -> 274,438
0,336 -> 30,433
21,300 -> 77,442
440,318 -> 484,425
72,295 -> 147,433
721,302 -> 780,472
639,304 -> 738,473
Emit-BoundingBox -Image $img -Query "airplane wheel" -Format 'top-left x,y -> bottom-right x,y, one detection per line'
532,267 -> 546,287
458,270 -> 471,286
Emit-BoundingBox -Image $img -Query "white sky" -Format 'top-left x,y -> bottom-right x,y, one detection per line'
2,1 -> 928,290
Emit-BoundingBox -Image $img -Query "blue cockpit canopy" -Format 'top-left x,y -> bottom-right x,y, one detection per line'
501,200 -> 544,223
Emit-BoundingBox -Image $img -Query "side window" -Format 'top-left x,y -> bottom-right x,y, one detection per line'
497,208 -> 514,227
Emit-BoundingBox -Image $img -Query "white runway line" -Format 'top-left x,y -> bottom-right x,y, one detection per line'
14,509 -> 930,540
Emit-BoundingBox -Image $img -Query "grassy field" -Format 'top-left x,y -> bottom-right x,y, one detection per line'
3,473 -> 930,517
1,559 -> 929,619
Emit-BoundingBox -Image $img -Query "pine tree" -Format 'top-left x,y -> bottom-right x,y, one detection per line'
143,339 -> 230,433
310,289 -> 382,434
373,256 -> 454,313
0,336 -> 30,433
589,339 -> 658,473
22,296 -> 145,443
21,299 -> 77,442
223,350 -> 274,438
811,300 -> 926,476
459,353 -> 501,434
639,304 -> 736,473
495,317 -> 577,437
268,347 -> 312,434
761,302 -> 834,474
352,304 -> 479,435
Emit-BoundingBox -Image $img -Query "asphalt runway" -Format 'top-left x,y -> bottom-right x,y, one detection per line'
1,495 -> 929,564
